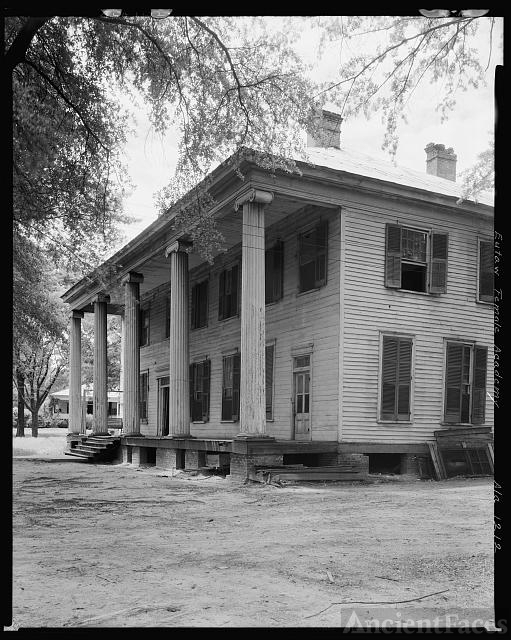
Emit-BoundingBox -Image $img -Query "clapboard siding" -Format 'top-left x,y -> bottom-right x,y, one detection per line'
139,205 -> 340,441
341,194 -> 494,445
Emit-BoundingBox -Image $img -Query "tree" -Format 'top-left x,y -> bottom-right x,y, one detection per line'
13,334 -> 68,437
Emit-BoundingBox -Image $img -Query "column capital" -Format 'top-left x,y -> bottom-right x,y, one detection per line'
234,188 -> 273,212
165,239 -> 193,258
121,271 -> 144,285
92,293 -> 110,304
70,309 -> 84,319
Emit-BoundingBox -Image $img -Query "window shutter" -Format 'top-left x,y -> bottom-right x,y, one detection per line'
199,281 -> 208,327
202,359 -> 210,421
397,339 -> 412,420
479,241 -> 494,302
381,336 -> 398,420
218,271 -> 225,320
385,224 -> 402,288
265,249 -> 272,304
231,264 -> 239,316
189,363 -> 195,419
274,241 -> 284,300
315,220 -> 328,287
221,356 -> 231,421
191,285 -> 197,329
445,343 -> 463,423
265,344 -> 274,419
232,352 -> 241,421
429,232 -> 448,294
471,346 -> 487,425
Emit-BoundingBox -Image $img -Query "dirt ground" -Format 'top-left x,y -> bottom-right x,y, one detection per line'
10,440 -> 494,629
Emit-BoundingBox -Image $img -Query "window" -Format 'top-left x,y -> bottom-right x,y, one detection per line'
107,402 -> 117,416
189,359 -> 211,421
380,335 -> 413,421
299,220 -> 328,292
191,280 -> 208,329
265,344 -> 275,419
444,342 -> 487,424
218,264 -> 239,320
221,353 -> 240,421
164,297 -> 170,338
385,224 -> 448,294
478,239 -> 494,303
265,241 -> 284,303
139,371 -> 149,421
140,308 -> 150,346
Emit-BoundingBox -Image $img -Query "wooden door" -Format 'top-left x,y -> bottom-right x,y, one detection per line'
293,370 -> 311,440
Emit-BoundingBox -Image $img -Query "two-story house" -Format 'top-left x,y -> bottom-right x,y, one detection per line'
63,111 -> 494,481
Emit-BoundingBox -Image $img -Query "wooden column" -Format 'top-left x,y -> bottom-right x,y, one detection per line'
119,313 -> 125,422
235,189 -> 274,438
122,272 -> 144,436
68,310 -> 84,435
92,294 -> 109,435
165,240 -> 192,437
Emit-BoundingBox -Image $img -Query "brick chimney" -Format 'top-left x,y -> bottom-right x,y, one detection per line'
307,109 -> 343,149
425,143 -> 457,181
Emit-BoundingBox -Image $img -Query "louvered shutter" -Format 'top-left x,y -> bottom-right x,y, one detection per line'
445,343 -> 463,423
221,356 -> 232,421
191,285 -> 197,329
218,271 -> 225,320
479,241 -> 494,302
265,344 -> 274,419
315,220 -> 328,287
231,264 -> 239,316
202,359 -> 210,421
471,346 -> 487,424
397,339 -> 412,420
199,281 -> 208,327
232,352 -> 241,421
385,224 -> 402,288
429,232 -> 448,294
381,336 -> 398,420
189,363 -> 195,419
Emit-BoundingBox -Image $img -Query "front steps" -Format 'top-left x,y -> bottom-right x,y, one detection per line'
65,435 -> 120,462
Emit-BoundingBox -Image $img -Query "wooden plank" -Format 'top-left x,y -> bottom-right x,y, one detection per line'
486,442 -> 494,473
340,442 -> 429,454
427,442 -> 446,480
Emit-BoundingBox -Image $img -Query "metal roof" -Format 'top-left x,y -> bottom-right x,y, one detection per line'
301,144 -> 493,207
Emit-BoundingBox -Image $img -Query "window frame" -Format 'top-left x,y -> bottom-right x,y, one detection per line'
191,279 -> 209,329
477,237 -> 494,304
221,351 -> 241,422
139,370 -> 149,423
385,223 -> 448,295
377,332 -> 415,424
139,306 -> 150,347
265,240 -> 284,304
441,339 -> 488,426
189,358 -> 211,422
218,262 -> 240,321
297,219 -> 328,294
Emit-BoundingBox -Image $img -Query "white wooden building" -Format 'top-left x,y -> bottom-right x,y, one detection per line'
62,111 -> 494,480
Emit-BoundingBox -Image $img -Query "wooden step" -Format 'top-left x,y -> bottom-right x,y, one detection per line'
64,450 -> 94,459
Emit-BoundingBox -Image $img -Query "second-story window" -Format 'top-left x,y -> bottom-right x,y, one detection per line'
298,220 -> 328,293
140,308 -> 150,346
265,241 -> 284,303
478,239 -> 494,303
218,264 -> 239,320
191,280 -> 208,329
385,224 -> 448,294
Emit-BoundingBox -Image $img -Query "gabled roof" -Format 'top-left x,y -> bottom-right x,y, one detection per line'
50,384 -> 121,401
302,144 -> 494,207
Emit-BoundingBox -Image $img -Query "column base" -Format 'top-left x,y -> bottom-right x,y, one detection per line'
166,434 -> 194,439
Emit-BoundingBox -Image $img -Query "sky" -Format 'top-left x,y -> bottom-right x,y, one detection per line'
116,16 -> 503,247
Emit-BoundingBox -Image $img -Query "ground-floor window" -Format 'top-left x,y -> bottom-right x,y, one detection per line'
379,334 -> 413,421
221,353 -> 240,421
293,354 -> 311,438
139,371 -> 149,422
157,376 -> 169,436
444,341 -> 487,424
190,359 -> 211,421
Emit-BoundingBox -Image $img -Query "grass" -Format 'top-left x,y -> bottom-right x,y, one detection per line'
12,427 -> 69,459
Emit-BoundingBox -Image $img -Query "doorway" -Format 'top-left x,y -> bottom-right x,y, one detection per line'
293,354 -> 311,440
